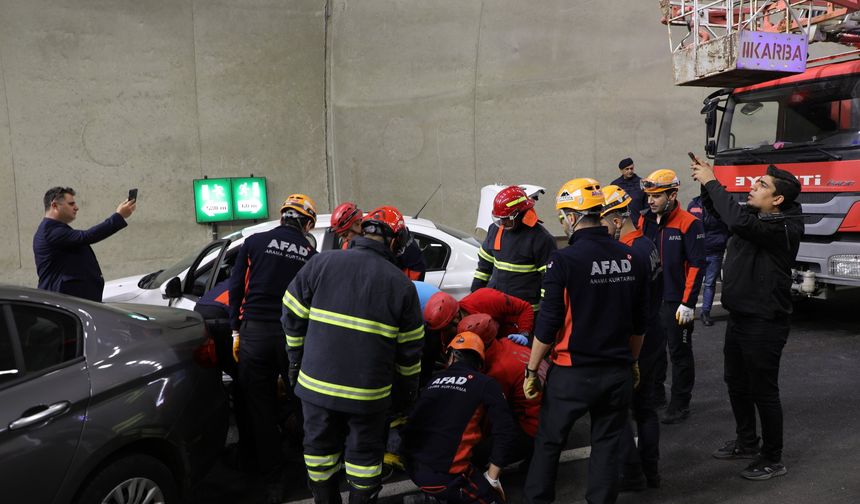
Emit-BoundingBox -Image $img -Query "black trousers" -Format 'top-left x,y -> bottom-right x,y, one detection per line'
524,364 -> 631,504
657,302 -> 695,410
618,349 -> 661,480
724,313 -> 789,462
238,320 -> 287,482
408,463 -> 502,504
302,400 -> 388,491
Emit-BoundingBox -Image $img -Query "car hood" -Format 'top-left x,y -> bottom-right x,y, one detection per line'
102,274 -> 146,302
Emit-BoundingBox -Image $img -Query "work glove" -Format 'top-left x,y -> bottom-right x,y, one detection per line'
483,471 -> 505,502
231,331 -> 240,362
632,361 -> 641,390
287,362 -> 301,389
507,333 -> 529,346
523,367 -> 543,400
675,304 -> 695,326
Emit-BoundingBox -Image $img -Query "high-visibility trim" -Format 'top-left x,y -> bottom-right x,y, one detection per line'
396,361 -> 421,376
506,196 -> 527,208
285,335 -> 305,347
283,291 -> 310,319
298,371 -> 391,401
477,247 -> 494,263
540,288 -> 546,298
345,461 -> 383,478
494,258 -> 539,273
307,463 -> 343,482
473,271 -> 490,281
397,326 -> 424,344
350,481 -> 377,490
309,307 -> 398,339
304,453 -> 342,467
537,265 -> 548,273
531,303 -> 540,311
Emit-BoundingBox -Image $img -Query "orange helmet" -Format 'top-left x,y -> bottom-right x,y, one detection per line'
361,205 -> 410,255
331,202 -> 363,234
457,313 -> 499,345
447,331 -> 485,361
280,193 -> 318,226
556,178 -> 603,213
423,292 -> 459,330
641,169 -> 680,194
600,185 -> 632,217
492,186 -> 535,222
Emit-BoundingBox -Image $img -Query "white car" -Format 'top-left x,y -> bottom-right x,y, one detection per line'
103,214 -> 480,310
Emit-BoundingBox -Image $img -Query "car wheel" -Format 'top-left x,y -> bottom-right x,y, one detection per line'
75,454 -> 179,504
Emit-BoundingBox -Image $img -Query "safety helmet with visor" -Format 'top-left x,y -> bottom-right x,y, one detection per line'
492,185 -> 535,228
640,169 -> 680,194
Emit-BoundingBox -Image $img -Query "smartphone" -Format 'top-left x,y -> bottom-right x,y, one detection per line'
688,152 -> 699,162
128,188 -> 138,202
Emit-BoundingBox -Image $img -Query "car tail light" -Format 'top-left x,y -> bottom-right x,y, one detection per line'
194,326 -> 219,368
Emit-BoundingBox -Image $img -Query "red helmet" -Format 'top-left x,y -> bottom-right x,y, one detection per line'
492,185 -> 535,221
361,205 -> 410,255
331,202 -> 363,234
457,313 -> 498,345
423,291 -> 459,330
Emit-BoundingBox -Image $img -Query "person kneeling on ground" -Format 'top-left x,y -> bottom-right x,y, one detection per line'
402,332 -> 517,504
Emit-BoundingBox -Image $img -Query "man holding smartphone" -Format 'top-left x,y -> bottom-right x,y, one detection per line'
34,186 -> 136,302
690,157 -> 802,481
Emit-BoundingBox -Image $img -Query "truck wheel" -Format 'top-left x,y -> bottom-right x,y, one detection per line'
75,454 -> 179,504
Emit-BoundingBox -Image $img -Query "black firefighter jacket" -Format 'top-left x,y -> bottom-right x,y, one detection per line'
282,236 -> 425,415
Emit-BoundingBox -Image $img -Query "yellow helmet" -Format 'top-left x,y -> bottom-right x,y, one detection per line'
556,178 -> 603,213
280,193 -> 317,225
600,185 -> 632,217
640,169 -> 680,193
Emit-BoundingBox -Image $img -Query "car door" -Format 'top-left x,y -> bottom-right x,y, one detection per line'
411,232 -> 451,288
170,239 -> 232,310
0,302 -> 90,503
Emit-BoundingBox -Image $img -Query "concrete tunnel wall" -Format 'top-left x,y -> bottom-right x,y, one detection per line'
0,0 -> 708,287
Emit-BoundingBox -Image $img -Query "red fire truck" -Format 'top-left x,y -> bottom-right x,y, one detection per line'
663,0 -> 860,296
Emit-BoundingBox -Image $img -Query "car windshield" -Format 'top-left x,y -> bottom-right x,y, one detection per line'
719,75 -> 860,154
435,223 -> 481,248
139,249 -> 202,289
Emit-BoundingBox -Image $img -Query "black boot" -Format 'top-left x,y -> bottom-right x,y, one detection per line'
701,311 -> 713,326
309,479 -> 343,504
348,485 -> 381,504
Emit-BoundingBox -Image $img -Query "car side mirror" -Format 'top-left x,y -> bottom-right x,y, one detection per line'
161,277 -> 182,299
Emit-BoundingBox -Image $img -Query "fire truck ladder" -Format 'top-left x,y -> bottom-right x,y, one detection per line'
661,0 -> 860,86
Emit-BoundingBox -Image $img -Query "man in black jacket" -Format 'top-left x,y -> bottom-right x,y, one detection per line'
691,160 -> 803,482
34,186 -> 136,302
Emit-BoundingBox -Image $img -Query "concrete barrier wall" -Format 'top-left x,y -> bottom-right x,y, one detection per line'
1,0 -> 708,287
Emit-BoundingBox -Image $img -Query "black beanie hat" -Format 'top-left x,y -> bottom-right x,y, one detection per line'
766,164 -> 801,203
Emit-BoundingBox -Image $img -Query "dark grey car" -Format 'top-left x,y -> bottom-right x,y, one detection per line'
0,285 -> 228,504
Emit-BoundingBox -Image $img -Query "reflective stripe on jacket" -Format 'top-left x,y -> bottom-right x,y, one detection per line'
470,222 -> 556,306
282,236 -> 425,415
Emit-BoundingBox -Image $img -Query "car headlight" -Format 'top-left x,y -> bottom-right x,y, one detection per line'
829,255 -> 860,279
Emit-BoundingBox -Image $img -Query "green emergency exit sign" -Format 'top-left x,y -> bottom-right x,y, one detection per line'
232,177 -> 269,220
193,177 -> 269,223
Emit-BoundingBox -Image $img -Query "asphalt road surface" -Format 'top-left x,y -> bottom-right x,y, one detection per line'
194,289 -> 860,504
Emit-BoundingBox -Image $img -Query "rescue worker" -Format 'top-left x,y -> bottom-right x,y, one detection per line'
403,332 -> 516,504
471,185 -> 556,311
600,185 -> 664,490
229,193 -> 318,503
330,201 -> 364,248
687,195 -> 730,326
523,178 -> 648,504
194,278 -> 236,378
423,289 -> 535,348
638,169 -> 705,424
457,313 -> 544,462
691,159 -> 802,481
282,205 -> 425,504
